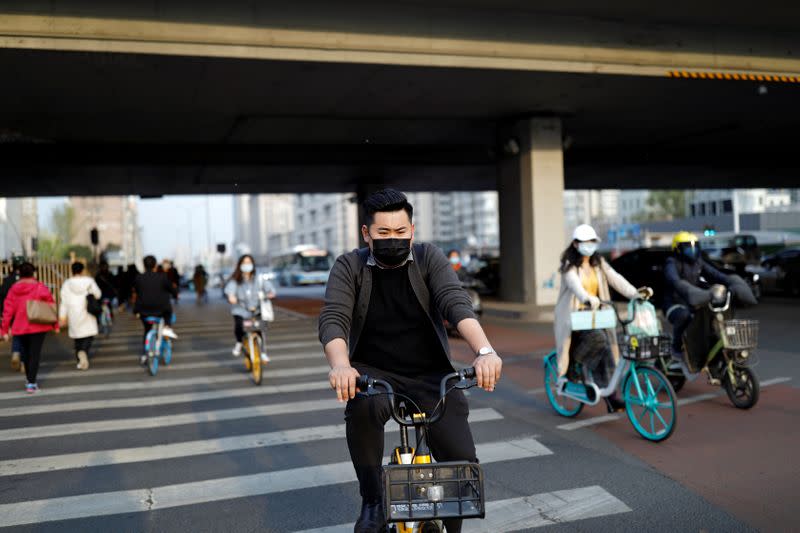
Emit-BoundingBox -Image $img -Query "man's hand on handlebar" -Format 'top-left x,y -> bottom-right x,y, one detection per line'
472,353 -> 502,392
329,365 -> 361,403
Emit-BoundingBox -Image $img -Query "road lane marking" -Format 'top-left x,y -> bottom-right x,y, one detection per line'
0,352 -> 325,385
0,409 -> 505,476
556,376 -> 792,430
0,437 -> 549,527
10,350 -> 325,384
0,381 -> 332,418
0,365 -> 332,402
297,485 -> 630,533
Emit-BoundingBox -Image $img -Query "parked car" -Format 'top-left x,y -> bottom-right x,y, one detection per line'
610,247 -> 761,307
746,247 -> 800,296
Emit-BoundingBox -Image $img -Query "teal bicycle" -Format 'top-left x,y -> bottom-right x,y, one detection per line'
143,316 -> 173,376
544,298 -> 678,442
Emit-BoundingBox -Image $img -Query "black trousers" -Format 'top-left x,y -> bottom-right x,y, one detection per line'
667,305 -> 692,353
345,363 -> 476,533
18,332 -> 46,384
74,337 -> 93,359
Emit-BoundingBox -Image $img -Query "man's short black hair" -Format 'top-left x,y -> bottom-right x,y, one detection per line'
143,255 -> 157,271
363,188 -> 413,226
19,262 -> 35,278
71,262 -> 85,275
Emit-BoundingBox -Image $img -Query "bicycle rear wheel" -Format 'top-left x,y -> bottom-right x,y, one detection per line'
161,339 -> 172,366
145,331 -> 159,376
623,365 -> 677,442
250,335 -> 262,386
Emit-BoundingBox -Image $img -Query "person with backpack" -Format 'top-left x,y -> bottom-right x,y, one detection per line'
318,189 -> 502,533
59,262 -> 102,371
0,262 -> 58,393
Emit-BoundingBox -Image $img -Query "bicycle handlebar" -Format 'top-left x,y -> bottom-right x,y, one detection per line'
356,367 -> 477,427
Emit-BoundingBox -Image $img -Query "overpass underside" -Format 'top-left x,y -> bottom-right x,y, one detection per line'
1,1 -> 799,311
0,1 -> 799,196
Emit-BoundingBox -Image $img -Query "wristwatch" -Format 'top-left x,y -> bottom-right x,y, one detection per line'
477,346 -> 495,357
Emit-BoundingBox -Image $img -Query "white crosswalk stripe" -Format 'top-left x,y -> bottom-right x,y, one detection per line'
0,309 -> 636,531
0,409 -> 506,476
0,365 -> 331,401
297,485 -> 632,533
0,438 -> 550,527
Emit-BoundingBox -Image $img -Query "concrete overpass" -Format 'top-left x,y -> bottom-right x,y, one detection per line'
1,1 -> 798,312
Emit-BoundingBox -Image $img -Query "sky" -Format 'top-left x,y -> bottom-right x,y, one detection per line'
38,195 -> 234,260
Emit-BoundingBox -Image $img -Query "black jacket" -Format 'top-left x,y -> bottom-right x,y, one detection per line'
318,243 -> 475,361
663,256 -> 730,311
133,272 -> 177,316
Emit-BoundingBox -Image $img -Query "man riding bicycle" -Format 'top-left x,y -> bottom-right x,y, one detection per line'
134,255 -> 178,365
663,232 -> 732,365
319,189 -> 502,533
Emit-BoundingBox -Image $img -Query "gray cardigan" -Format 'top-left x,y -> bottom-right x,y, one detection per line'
318,243 -> 475,361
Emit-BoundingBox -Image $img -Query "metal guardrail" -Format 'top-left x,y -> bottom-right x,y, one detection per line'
0,261 -> 71,307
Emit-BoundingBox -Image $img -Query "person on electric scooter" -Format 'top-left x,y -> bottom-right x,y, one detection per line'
554,224 -> 652,412
663,232 -> 735,367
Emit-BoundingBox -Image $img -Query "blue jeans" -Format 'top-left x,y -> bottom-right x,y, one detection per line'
11,335 -> 22,354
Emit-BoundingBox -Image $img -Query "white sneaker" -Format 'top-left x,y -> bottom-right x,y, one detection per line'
76,351 -> 89,371
260,352 -> 270,363
162,326 -> 178,339
232,343 -> 242,357
140,355 -> 148,365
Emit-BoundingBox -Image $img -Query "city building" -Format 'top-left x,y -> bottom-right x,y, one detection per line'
0,197 -> 38,258
233,194 -> 296,261
293,193 -> 358,257
687,189 -> 792,218
69,196 -> 141,265
618,190 -> 650,224
563,189 -> 620,241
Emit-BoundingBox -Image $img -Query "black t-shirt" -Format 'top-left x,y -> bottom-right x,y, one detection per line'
352,263 -> 451,377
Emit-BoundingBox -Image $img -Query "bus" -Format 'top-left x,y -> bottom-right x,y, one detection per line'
271,245 -> 334,286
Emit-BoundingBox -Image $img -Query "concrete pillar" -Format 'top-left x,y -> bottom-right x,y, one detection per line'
497,117 -> 565,313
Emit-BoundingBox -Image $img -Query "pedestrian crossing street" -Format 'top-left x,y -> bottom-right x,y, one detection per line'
0,304 -> 634,532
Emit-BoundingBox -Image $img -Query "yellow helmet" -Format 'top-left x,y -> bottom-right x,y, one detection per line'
672,231 -> 699,250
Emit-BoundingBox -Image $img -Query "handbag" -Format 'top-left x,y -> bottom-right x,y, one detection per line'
627,300 -> 660,337
570,308 -> 617,331
86,293 -> 102,318
260,299 -> 275,322
26,299 -> 57,324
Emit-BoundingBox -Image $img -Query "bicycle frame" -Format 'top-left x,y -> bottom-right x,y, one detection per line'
553,357 -> 636,406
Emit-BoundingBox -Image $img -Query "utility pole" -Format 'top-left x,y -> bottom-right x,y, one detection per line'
732,189 -> 740,234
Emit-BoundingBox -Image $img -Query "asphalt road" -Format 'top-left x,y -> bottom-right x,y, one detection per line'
0,290 -> 794,531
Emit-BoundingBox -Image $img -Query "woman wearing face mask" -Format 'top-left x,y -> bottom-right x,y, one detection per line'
553,224 -> 652,412
225,255 -> 276,360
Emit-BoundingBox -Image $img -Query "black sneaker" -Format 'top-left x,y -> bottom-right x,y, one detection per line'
354,501 -> 385,533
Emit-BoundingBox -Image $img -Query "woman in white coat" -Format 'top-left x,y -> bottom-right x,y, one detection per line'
553,224 -> 651,411
59,262 -> 102,370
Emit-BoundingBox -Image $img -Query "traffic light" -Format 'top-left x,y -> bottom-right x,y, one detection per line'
90,228 -> 99,245
217,243 -> 226,254
703,225 -> 716,237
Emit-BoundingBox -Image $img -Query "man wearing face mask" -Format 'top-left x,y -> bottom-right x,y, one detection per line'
663,232 -> 731,362
319,189 -> 502,533
554,225 -> 651,412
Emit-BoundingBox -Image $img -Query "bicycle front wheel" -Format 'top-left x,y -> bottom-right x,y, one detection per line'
543,351 -> 583,417
250,335 -> 262,386
623,365 -> 677,442
724,366 -> 759,409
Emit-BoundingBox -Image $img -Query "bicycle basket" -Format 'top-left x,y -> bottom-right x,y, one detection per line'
618,334 -> 672,360
720,319 -> 759,350
383,461 -> 485,523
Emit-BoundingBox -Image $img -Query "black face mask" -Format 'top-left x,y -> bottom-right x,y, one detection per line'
371,238 -> 411,267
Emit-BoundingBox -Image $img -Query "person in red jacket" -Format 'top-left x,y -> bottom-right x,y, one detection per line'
1,262 -> 58,393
